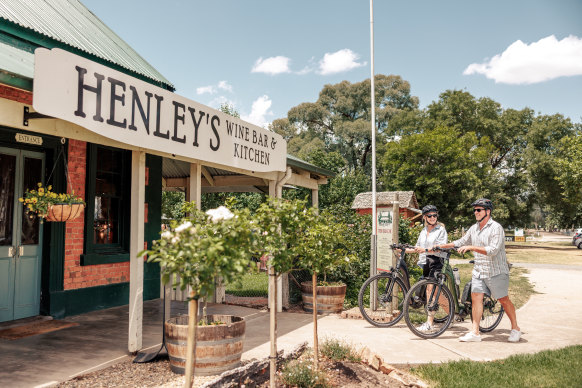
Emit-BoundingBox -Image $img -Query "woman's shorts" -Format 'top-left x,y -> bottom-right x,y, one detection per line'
423,255 -> 443,278
471,273 -> 509,299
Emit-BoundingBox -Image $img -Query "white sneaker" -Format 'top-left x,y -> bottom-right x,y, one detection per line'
417,322 -> 433,332
508,329 -> 522,343
459,332 -> 481,342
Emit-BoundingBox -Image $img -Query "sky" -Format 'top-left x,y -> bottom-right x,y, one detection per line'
81,0 -> 582,128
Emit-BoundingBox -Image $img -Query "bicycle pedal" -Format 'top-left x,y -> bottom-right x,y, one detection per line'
455,315 -> 465,322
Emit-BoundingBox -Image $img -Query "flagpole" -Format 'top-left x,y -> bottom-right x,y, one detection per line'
369,0 -> 377,305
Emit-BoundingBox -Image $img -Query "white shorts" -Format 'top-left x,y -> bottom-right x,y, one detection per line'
471,273 -> 509,299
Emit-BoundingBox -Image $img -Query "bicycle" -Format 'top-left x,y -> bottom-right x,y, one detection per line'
402,247 -> 505,339
358,243 -> 419,327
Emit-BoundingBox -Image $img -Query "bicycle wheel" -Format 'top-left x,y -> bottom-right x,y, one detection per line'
358,274 -> 407,327
472,294 -> 504,332
403,278 -> 454,339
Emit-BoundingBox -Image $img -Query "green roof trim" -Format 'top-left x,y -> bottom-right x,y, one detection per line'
286,154 -> 336,177
0,0 -> 174,91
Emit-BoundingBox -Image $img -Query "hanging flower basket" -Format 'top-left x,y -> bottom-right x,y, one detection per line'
20,183 -> 85,223
45,203 -> 85,222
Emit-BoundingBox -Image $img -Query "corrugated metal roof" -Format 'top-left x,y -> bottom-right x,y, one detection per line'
0,0 -> 173,89
286,154 -> 335,178
0,40 -> 33,78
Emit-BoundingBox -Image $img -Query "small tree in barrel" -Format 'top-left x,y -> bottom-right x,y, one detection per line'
144,202 -> 256,388
295,210 -> 352,370
252,197 -> 312,387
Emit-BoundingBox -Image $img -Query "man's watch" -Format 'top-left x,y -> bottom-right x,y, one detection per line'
425,248 -> 428,253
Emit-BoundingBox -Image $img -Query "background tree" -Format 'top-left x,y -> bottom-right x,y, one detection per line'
273,74 -> 418,172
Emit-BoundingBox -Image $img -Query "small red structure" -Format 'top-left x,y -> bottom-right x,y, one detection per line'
351,191 -> 421,223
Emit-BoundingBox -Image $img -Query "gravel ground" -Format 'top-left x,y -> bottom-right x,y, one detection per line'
56,356 -> 219,388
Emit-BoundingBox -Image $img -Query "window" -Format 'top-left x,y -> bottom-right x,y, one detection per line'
81,144 -> 131,265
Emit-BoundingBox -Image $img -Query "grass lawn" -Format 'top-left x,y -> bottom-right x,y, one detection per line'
505,244 -> 582,266
225,272 -> 268,297
412,345 -> 582,388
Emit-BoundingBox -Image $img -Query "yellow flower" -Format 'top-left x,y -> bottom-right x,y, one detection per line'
32,198 -> 38,203
51,193 -> 57,198
19,198 -> 24,202
37,182 -> 42,187
28,204 -> 33,210
47,185 -> 52,191
38,188 -> 44,194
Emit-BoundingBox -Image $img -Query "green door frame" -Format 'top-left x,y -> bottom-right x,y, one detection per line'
0,146 -> 45,322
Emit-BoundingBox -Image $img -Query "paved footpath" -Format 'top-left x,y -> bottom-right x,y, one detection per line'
242,263 -> 582,364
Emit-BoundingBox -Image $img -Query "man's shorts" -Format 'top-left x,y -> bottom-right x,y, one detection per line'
472,273 -> 509,299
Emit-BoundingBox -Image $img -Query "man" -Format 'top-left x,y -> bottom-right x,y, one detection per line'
437,198 -> 521,342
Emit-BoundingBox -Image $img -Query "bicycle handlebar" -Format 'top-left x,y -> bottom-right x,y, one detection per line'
390,243 -> 415,250
432,247 -> 457,253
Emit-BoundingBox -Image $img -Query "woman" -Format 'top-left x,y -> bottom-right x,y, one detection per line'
404,204 -> 448,332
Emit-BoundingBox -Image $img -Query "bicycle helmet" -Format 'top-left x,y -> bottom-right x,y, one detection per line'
422,205 -> 438,215
471,198 -> 493,210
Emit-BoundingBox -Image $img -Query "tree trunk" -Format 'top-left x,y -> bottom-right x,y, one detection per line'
269,266 -> 277,388
184,294 -> 198,388
312,272 -> 319,370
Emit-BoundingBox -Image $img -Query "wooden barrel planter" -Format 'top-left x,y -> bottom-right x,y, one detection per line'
165,314 -> 245,376
300,282 -> 346,314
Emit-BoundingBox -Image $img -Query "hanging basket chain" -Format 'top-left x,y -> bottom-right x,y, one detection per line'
46,138 -> 75,196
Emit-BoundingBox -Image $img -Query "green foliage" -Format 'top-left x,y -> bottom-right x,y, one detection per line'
320,338 -> 361,362
161,191 -> 185,221
294,208 -> 354,279
280,358 -> 330,388
225,273 -> 268,297
145,203 -> 256,299
275,74 -> 418,172
252,197 -> 313,274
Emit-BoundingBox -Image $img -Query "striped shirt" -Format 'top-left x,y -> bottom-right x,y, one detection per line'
453,218 -> 509,278
416,224 -> 448,266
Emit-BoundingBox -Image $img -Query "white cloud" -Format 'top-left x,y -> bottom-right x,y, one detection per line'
197,80 -> 234,95
463,35 -> 582,84
217,80 -> 233,92
196,85 -> 215,95
251,56 -> 291,75
241,95 -> 273,128
318,49 -> 366,75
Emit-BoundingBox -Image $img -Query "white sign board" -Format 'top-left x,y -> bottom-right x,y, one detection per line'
376,207 -> 393,272
33,48 -> 286,173
514,228 -> 524,237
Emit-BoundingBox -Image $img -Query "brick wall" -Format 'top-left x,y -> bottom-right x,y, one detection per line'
0,84 -> 33,105
63,139 -> 130,290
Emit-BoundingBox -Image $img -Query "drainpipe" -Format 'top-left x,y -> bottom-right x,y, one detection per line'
275,167 -> 292,198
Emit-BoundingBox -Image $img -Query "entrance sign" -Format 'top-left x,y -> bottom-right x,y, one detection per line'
376,207 -> 393,271
33,48 -> 286,173
15,133 -> 43,145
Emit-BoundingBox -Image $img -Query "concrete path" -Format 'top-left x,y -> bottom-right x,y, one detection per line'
1,262 -> 581,387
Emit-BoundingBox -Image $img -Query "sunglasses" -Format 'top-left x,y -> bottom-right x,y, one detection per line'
473,208 -> 486,213
426,214 -> 438,218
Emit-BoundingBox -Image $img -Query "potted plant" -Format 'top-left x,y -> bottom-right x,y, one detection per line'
295,209 -> 353,370
144,202 -> 256,388
19,182 -> 85,222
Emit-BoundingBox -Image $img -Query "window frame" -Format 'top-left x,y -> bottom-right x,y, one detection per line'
81,144 -> 131,266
